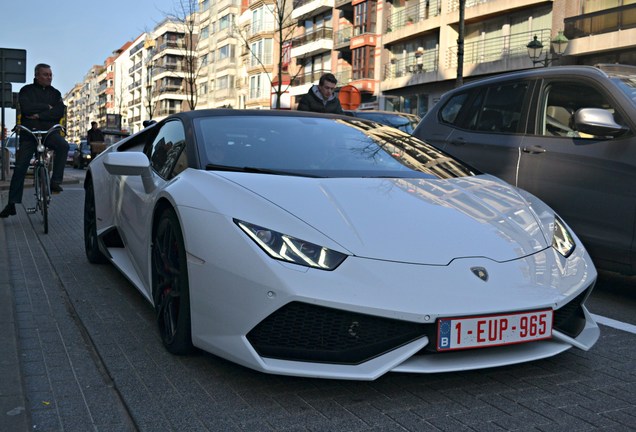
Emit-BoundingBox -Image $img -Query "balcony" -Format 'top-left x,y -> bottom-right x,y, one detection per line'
384,48 -> 439,80
155,108 -> 180,117
249,22 -> 275,38
291,27 -> 334,58
565,3 -> 636,39
290,68 -> 331,87
128,62 -> 142,74
157,41 -> 186,53
446,28 -> 550,69
334,25 -> 352,50
291,0 -> 335,21
334,68 -> 352,85
152,63 -> 185,77
214,88 -> 237,100
387,0 -> 441,32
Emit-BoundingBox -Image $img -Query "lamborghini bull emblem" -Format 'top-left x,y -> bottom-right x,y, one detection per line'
471,266 -> 488,282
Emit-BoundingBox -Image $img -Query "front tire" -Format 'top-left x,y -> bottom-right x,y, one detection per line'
84,179 -> 107,263
37,166 -> 48,234
152,208 -> 192,354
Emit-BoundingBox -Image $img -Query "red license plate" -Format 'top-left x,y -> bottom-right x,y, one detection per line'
437,309 -> 553,351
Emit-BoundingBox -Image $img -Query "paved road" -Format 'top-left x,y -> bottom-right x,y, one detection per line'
1,177 -> 635,431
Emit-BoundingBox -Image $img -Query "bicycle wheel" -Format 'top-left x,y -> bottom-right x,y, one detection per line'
37,165 -> 49,234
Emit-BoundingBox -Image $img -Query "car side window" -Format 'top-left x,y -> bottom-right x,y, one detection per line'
440,92 -> 469,125
471,82 -> 528,133
149,120 -> 187,179
540,81 -> 624,139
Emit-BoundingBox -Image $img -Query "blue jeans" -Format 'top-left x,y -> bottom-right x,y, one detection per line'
8,131 -> 69,204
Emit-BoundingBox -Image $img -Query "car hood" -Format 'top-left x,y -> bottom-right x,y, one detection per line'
216,173 -> 551,265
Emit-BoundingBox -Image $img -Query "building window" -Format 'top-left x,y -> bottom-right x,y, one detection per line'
249,74 -> 262,99
250,39 -> 273,67
218,44 -> 235,61
216,75 -> 234,90
219,14 -> 232,31
200,53 -> 208,66
200,25 -> 209,39
352,46 -> 375,80
252,5 -> 275,34
354,1 -> 377,35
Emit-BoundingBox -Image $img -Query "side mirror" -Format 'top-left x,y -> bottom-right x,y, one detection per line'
574,108 -> 628,137
103,152 -> 155,193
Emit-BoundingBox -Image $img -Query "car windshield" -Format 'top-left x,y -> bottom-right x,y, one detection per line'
195,115 -> 476,179
611,75 -> 636,107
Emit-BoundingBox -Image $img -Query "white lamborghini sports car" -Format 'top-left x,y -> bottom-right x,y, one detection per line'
84,109 -> 599,380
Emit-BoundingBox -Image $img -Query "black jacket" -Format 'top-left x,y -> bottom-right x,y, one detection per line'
87,128 -> 104,143
18,79 -> 66,131
297,85 -> 343,114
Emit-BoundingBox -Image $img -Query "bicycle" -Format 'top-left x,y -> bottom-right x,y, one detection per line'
14,124 -> 65,234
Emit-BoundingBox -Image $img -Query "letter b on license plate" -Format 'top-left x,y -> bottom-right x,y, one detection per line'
437,309 -> 553,351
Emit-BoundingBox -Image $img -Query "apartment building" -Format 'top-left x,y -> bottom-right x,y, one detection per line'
197,0 -> 242,109
559,0 -> 636,65
148,19 -> 192,120
64,65 -> 103,143
119,34 -> 151,134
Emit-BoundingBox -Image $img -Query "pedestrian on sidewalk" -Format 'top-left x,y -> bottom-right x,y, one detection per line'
297,72 -> 344,114
1,63 -> 69,218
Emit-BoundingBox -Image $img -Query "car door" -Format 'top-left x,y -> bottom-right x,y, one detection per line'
433,80 -> 533,184
118,119 -> 188,295
517,78 -> 636,272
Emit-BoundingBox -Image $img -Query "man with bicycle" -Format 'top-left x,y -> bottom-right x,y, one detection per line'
1,63 -> 69,218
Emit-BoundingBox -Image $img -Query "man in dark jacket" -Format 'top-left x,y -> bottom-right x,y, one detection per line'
1,63 -> 69,218
297,73 -> 344,114
87,121 -> 105,158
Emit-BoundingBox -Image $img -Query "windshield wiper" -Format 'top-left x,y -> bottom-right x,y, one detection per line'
205,164 -> 323,178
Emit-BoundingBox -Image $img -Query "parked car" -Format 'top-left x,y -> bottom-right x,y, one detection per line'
344,110 -> 420,133
73,140 -> 92,169
67,143 -> 78,166
413,64 -> 636,275
84,109 -> 598,380
4,135 -> 17,168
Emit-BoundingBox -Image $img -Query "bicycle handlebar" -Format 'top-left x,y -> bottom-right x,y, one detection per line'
15,124 -> 66,139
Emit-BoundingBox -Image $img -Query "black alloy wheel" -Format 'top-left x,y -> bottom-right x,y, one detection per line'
83,179 -> 107,263
152,208 -> 193,355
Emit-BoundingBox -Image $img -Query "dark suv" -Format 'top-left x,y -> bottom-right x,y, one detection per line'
413,64 -> 636,275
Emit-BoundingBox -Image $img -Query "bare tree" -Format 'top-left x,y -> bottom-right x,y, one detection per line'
237,0 -> 304,109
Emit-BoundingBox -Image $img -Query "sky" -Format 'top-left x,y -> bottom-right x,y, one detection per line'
1,0 -> 180,131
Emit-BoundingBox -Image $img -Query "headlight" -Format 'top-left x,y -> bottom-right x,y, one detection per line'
552,215 -> 575,258
236,220 -> 347,270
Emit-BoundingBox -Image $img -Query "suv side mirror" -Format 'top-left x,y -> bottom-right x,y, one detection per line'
574,108 -> 628,137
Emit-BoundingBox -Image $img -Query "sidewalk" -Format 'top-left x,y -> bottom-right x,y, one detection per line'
0,168 -> 84,432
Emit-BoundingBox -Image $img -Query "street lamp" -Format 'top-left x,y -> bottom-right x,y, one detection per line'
527,31 -> 569,67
